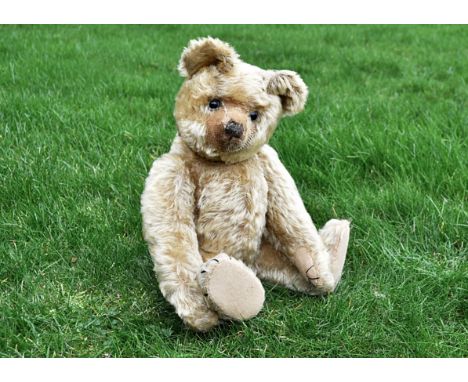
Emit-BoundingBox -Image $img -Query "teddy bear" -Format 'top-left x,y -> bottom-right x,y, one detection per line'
141,37 -> 350,331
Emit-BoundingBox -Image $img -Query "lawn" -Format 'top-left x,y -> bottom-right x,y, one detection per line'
0,25 -> 467,357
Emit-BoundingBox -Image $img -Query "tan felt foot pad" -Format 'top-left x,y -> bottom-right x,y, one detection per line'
202,257 -> 265,321
319,219 -> 350,286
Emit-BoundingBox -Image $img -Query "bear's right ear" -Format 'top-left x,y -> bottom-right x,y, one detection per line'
178,37 -> 239,78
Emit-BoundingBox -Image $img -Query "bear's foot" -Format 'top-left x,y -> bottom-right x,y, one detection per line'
198,253 -> 265,321
319,219 -> 350,288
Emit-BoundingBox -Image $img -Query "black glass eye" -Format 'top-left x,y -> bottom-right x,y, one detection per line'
209,99 -> 221,109
249,111 -> 259,121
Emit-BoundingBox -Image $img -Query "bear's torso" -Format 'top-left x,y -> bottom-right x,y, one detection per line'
188,154 -> 268,264
165,136 -> 271,264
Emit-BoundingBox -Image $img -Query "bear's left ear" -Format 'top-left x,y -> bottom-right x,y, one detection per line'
178,37 -> 239,78
267,70 -> 309,116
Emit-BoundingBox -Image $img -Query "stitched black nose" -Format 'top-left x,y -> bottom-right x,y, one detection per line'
224,121 -> 243,138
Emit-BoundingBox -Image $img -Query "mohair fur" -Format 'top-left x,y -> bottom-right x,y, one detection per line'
141,37 -> 350,331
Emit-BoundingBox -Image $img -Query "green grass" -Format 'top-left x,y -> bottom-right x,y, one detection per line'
0,25 -> 467,357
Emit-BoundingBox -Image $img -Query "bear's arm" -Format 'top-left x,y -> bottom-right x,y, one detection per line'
141,153 -> 219,331
258,145 -> 335,292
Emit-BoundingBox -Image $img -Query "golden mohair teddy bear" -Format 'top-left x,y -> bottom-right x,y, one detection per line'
141,37 -> 350,331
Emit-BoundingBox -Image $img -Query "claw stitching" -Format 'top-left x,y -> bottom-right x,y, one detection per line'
305,265 -> 320,281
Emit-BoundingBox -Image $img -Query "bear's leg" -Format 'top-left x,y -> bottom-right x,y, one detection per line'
255,219 -> 350,294
254,241 -> 317,294
198,253 -> 265,321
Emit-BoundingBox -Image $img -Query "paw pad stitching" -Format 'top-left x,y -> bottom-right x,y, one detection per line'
305,265 -> 320,281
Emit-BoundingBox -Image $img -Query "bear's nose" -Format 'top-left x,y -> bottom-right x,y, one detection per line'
224,120 -> 243,139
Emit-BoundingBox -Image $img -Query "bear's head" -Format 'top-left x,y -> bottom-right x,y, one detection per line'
174,37 -> 308,163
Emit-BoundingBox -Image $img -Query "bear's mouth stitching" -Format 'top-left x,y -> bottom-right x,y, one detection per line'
223,137 -> 245,152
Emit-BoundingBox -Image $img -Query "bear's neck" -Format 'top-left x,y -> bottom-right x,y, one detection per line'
171,135 -> 261,164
